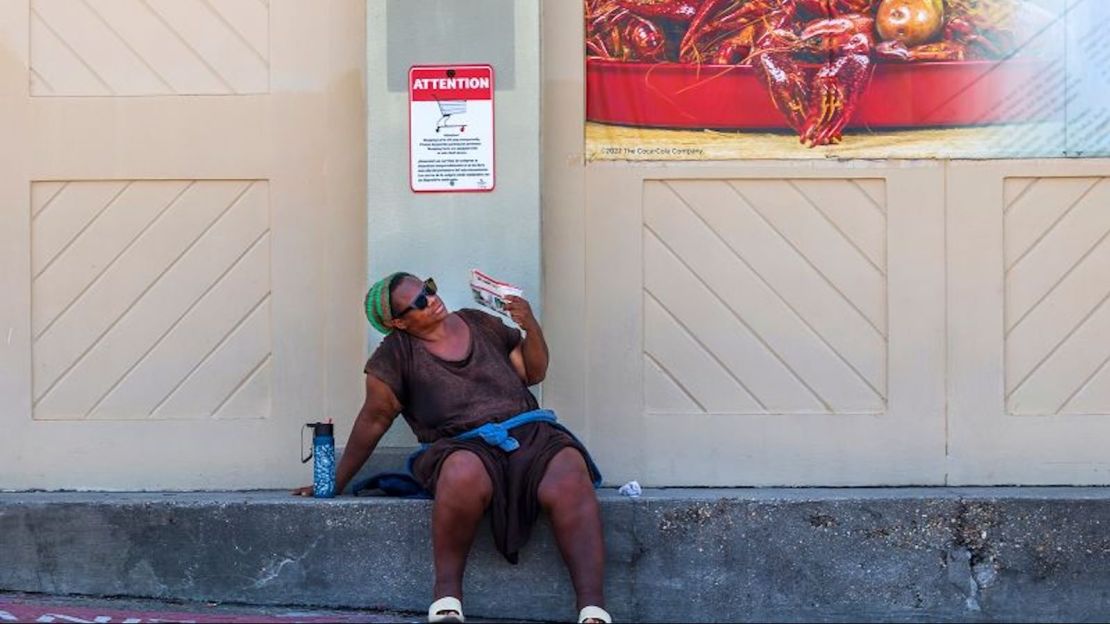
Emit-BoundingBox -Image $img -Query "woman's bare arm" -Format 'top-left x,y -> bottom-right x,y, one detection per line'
505,296 -> 549,385
294,373 -> 401,495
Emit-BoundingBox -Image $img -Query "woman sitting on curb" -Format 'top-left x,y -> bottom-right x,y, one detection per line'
295,272 -> 611,624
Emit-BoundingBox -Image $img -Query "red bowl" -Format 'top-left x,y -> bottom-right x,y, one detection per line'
586,57 -> 1054,130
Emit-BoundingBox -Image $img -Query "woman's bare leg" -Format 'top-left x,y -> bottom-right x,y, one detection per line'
432,450 -> 493,603
537,447 -> 605,610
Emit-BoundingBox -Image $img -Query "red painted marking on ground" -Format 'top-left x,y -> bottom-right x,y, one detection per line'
0,601 -> 369,623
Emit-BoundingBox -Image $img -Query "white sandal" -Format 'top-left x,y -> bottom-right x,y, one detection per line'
578,605 -> 612,623
428,596 -> 464,623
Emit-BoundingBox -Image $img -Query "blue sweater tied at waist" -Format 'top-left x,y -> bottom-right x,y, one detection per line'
354,409 -> 601,498
452,408 -> 559,452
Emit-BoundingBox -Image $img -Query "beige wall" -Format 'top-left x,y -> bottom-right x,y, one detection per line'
3,1 -> 1109,489
0,1 -> 367,490
542,1 -> 1110,486
365,0 -> 544,450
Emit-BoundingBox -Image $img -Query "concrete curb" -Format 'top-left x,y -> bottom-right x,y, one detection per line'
4,489 -> 1110,622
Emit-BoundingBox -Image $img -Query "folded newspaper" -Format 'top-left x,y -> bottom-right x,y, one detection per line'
470,269 -> 522,315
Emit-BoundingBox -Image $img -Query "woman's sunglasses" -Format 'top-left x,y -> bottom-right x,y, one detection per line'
395,278 -> 438,317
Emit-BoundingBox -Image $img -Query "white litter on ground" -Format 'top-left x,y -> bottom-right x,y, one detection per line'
618,481 -> 642,497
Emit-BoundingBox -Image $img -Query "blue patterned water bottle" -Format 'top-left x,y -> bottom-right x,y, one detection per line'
301,421 -> 336,498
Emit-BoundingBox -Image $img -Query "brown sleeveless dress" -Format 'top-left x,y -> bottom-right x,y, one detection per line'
364,308 -> 600,563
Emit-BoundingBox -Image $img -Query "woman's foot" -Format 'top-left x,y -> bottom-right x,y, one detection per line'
428,596 -> 464,623
578,605 -> 612,623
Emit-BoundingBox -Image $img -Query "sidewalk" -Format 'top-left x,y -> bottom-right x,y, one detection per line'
0,592 -> 411,623
7,489 -> 1110,622
0,592 -> 524,623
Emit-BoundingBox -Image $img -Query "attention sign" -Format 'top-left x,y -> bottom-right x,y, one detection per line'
409,65 -> 495,193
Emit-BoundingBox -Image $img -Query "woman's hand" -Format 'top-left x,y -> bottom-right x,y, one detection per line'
504,296 -> 538,330
292,485 -> 314,497
505,295 -> 548,384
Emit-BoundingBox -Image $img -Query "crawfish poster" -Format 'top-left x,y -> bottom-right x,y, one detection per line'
585,0 -> 1110,160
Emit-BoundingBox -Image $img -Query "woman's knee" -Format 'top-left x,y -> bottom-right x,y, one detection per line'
436,450 -> 493,505
537,448 -> 594,510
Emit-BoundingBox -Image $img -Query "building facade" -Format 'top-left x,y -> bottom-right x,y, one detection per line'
2,0 -> 1109,489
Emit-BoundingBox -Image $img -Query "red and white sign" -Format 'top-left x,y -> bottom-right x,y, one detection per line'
409,65 -> 495,193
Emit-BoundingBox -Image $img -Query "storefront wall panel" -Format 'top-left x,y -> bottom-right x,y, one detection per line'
949,160 -> 1110,485
542,0 -> 1110,485
0,1 -> 367,490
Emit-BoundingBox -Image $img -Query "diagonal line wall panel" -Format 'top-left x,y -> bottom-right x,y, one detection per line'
792,179 -> 887,272
1008,299 -> 1110,414
728,180 -> 887,335
202,0 -> 269,61
1005,180 -> 1110,331
1064,360 -> 1110,414
31,180 -> 132,279
644,231 -> 825,413
31,180 -> 272,421
643,354 -> 704,413
1004,177 -> 1097,269
655,180 -> 887,398
643,179 -> 888,415
30,8 -> 113,95
1005,176 -> 1110,415
30,0 -> 269,96
36,183 -> 268,419
152,296 -> 271,420
643,296 -> 764,413
1003,178 -> 1035,207
33,0 -> 167,94
75,0 -> 230,94
143,0 -> 268,92
853,179 -> 886,211
212,352 -> 272,420
30,182 -> 69,219
31,181 -> 192,340
90,234 -> 270,420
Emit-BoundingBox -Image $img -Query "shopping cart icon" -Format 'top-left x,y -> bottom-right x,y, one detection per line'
434,96 -> 467,134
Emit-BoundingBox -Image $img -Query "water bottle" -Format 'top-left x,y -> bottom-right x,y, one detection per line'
301,421 -> 336,498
